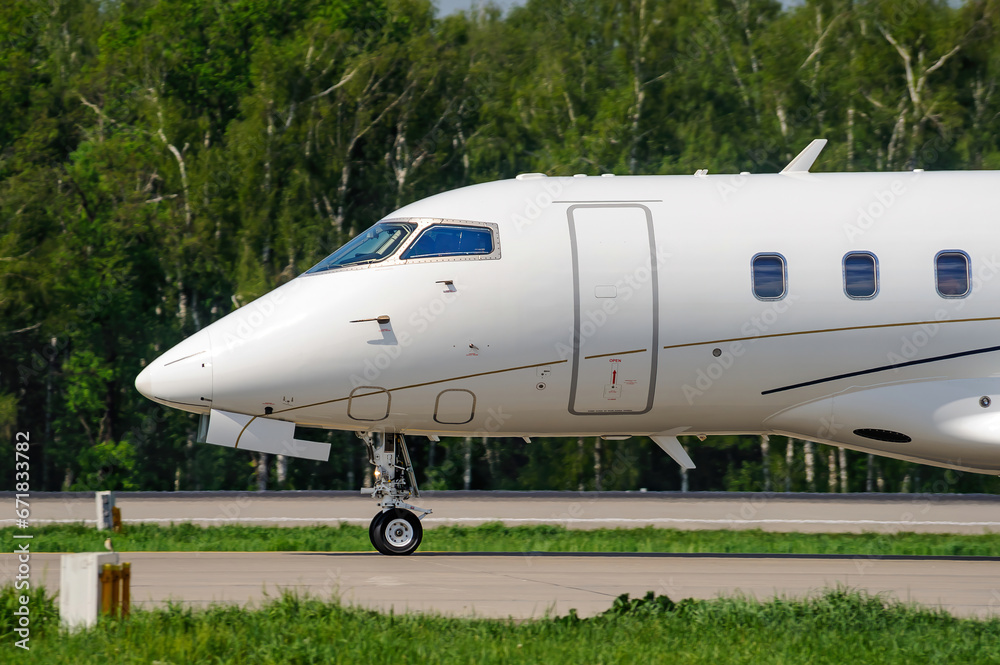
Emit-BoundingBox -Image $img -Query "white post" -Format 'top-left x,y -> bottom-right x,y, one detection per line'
95,491 -> 114,531
59,553 -> 119,630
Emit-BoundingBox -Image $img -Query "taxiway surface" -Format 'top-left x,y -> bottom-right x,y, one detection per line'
22,551 -> 1000,618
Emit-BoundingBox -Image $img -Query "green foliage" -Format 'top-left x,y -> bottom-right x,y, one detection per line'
0,584 -> 59,643
0,392 -> 16,440
70,440 -> 138,491
601,590 -> 677,618
9,522 -> 1000,556
62,350 -> 115,420
7,586 -> 1000,664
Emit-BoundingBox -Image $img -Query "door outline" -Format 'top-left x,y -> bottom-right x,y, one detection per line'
567,204 -> 659,415
433,389 -> 477,425
348,386 -> 391,421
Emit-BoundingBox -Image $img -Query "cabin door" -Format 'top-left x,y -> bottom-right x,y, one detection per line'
567,204 -> 658,415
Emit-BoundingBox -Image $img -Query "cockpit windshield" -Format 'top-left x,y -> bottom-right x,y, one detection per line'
306,222 -> 416,274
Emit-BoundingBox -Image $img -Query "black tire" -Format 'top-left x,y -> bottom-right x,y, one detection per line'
369,511 -> 390,553
376,508 -> 423,556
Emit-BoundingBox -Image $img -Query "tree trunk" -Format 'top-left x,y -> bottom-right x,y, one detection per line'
785,439 -> 794,492
177,279 -> 187,325
827,448 -> 838,492
483,436 -> 496,487
804,441 -> 815,491
256,453 -> 269,491
838,447 -> 849,492
627,0 -> 650,175
44,337 -> 55,489
276,454 -> 287,486
594,438 -> 603,491
847,105 -> 855,170
463,436 -> 472,490
761,435 -> 771,491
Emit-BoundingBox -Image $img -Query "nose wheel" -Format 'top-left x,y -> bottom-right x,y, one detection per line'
369,508 -> 423,555
360,432 -> 431,555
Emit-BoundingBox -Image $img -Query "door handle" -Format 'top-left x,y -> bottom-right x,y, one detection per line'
350,315 -> 391,324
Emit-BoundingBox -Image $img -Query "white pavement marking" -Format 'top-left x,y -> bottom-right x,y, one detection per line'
6,517 -> 1000,527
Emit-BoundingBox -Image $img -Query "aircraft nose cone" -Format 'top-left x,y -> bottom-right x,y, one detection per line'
135,328 -> 213,410
134,364 -> 154,398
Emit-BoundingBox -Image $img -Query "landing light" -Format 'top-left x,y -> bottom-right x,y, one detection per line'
373,468 -> 382,481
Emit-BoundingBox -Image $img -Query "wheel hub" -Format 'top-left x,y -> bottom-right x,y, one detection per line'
384,518 -> 414,547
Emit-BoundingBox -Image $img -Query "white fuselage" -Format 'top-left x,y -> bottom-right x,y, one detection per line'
136,169 -> 1000,474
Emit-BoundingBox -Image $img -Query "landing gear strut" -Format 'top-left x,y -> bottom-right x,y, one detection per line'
360,432 -> 430,555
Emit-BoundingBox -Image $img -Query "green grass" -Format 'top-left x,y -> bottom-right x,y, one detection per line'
4,585 -> 1000,664
6,522 -> 1000,557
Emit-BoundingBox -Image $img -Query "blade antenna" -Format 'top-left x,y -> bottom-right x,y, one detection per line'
780,139 -> 827,174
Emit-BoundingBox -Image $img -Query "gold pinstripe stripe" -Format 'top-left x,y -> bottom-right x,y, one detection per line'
267,359 -> 569,417
584,349 -> 647,360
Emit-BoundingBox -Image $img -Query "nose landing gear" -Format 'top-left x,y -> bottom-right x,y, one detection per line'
360,432 -> 430,555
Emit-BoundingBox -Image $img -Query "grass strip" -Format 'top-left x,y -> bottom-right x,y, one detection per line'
5,522 -> 1000,556
4,585 -> 1000,664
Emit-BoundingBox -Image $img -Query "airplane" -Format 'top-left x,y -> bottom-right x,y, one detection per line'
135,139 -> 1000,555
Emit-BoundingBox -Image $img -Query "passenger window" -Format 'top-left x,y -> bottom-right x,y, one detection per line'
752,254 -> 786,300
402,225 -> 494,260
936,251 -> 970,297
844,252 -> 878,299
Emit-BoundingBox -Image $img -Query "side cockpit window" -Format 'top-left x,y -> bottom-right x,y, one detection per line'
306,222 -> 415,274
402,223 -> 499,261
306,219 -> 500,276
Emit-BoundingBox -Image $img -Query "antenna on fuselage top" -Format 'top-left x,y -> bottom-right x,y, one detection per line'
780,139 -> 827,174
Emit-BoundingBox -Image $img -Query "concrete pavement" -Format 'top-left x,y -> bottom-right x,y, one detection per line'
19,550 -> 1000,619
